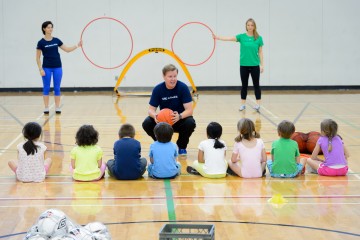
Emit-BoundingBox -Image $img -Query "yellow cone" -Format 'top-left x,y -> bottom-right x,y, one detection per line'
268,193 -> 288,205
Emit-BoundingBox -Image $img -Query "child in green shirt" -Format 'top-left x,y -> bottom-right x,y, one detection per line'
267,120 -> 306,178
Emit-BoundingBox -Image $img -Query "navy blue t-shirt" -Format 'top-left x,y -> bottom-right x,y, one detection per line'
113,138 -> 143,180
36,37 -> 63,68
149,80 -> 192,113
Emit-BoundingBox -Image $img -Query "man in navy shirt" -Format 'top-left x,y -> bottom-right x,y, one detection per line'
142,64 -> 196,156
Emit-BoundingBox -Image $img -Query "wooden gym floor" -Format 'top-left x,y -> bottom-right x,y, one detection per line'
0,90 -> 360,239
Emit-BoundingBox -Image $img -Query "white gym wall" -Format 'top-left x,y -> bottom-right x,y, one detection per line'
0,0 -> 359,89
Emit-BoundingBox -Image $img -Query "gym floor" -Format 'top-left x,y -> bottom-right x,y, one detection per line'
0,90 -> 359,239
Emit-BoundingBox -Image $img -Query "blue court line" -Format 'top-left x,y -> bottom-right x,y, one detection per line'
42,112 -> 56,126
312,104 -> 360,131
3,220 -> 359,239
293,102 -> 310,124
106,220 -> 360,237
0,232 -> 26,238
0,105 -> 24,127
258,110 -> 278,127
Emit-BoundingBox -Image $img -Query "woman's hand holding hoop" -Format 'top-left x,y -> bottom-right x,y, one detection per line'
77,40 -> 83,48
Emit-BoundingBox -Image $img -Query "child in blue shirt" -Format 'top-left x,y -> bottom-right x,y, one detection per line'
147,122 -> 181,179
107,124 -> 147,180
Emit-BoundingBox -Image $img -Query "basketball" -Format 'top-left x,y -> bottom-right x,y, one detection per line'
306,131 -> 322,154
291,132 -> 307,153
156,108 -> 174,125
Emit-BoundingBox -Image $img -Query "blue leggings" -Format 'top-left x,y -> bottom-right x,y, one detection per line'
42,67 -> 63,96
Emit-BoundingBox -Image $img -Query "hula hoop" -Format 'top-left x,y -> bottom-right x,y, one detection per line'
80,17 -> 133,69
171,21 -> 216,66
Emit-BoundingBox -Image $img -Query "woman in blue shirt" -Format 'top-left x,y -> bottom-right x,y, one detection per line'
36,21 -> 82,114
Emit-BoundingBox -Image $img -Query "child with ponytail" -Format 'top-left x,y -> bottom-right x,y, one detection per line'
8,122 -> 52,182
307,119 -> 349,176
228,118 -> 267,178
187,122 -> 228,178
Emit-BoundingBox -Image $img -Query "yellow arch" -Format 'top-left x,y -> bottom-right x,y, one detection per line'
114,48 -> 197,95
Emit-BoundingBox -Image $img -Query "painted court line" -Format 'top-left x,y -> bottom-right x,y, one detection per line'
0,134 -> 22,157
0,102 -> 56,157
0,194 -> 359,201
164,179 -> 176,221
2,220 -> 359,239
170,178 -> 360,182
176,202 -> 360,206
0,177 -> 359,183
312,104 -> 360,131
293,102 -> 310,124
248,97 -> 279,119
0,203 -> 165,208
0,202 -> 359,209
0,104 -> 24,127
348,169 -> 360,180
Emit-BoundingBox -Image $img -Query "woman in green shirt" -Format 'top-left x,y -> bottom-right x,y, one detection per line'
214,18 -> 264,111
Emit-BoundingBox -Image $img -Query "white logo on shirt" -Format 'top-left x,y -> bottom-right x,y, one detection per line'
45,44 -> 58,48
162,96 -> 178,101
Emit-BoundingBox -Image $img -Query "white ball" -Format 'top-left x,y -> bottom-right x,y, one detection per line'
37,209 -> 68,237
92,232 -> 111,240
51,234 -> 77,240
66,219 -> 81,232
24,225 -> 41,240
51,235 -> 66,240
25,234 -> 48,240
84,222 -> 107,234
68,227 -> 95,240
62,235 -> 78,240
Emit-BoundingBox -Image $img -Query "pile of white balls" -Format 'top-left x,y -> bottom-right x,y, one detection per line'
23,209 -> 111,240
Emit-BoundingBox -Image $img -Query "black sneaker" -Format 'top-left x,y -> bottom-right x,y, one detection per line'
55,107 -> 61,114
262,168 -> 266,177
226,167 -> 237,176
186,166 -> 201,175
44,108 -> 49,114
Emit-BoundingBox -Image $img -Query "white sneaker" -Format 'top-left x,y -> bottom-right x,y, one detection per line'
253,105 -> 260,111
55,107 -> 61,114
239,105 -> 246,111
306,165 -> 317,174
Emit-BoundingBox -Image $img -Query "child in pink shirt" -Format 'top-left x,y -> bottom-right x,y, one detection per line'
227,118 -> 267,178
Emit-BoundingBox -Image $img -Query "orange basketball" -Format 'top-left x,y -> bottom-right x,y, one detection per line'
306,131 -> 322,154
156,108 -> 174,125
291,132 -> 307,153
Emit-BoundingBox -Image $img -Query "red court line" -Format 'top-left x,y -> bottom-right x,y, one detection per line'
0,195 -> 359,201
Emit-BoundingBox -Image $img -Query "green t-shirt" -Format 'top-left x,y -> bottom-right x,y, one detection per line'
236,33 -> 263,66
271,138 -> 300,174
71,145 -> 103,181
